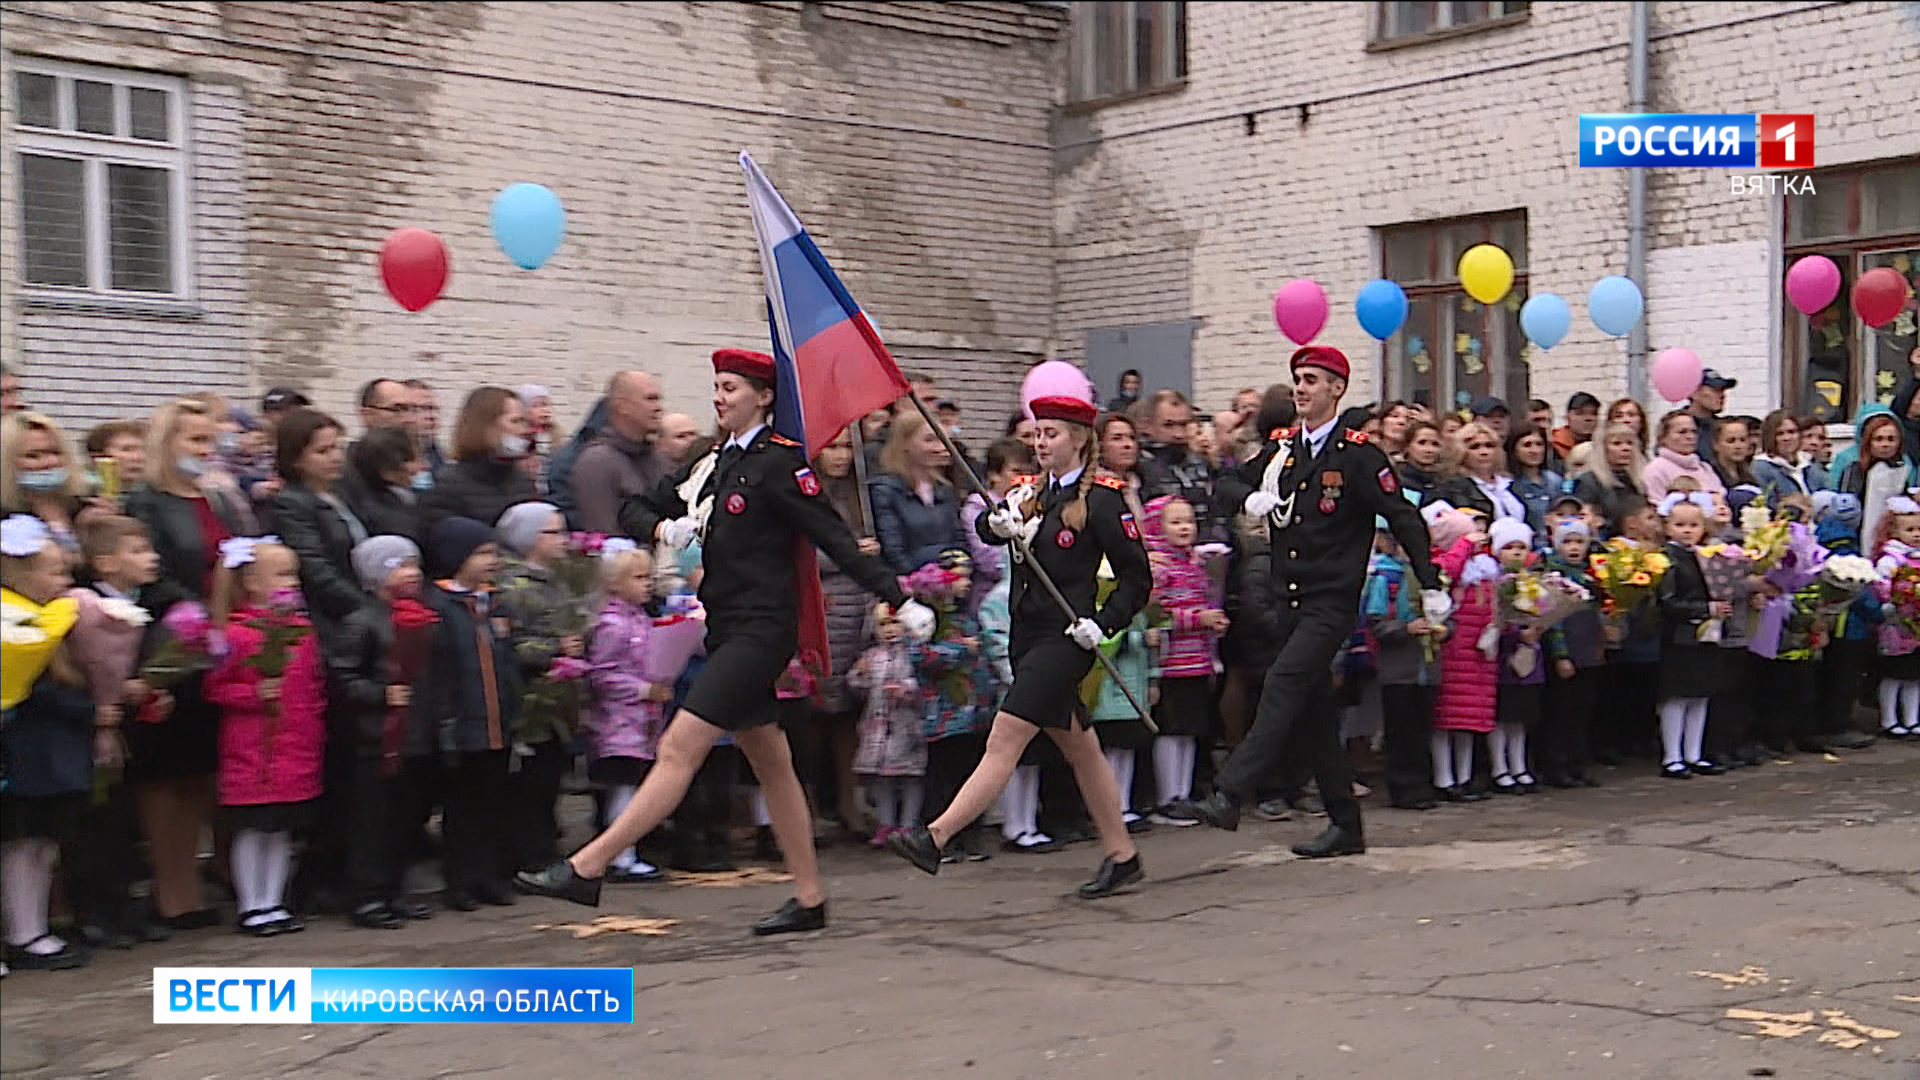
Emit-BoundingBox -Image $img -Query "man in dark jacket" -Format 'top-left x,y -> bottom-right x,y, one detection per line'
1136,390 -> 1225,544
567,372 -> 669,534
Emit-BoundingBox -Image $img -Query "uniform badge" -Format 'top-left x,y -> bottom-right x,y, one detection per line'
1120,513 -> 1140,541
1377,466 -> 1398,494
1056,528 -> 1076,549
725,493 -> 747,515
793,467 -> 821,497
1319,469 -> 1342,516
1318,497 -> 1338,515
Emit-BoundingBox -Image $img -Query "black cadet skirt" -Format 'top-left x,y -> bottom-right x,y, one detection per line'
1001,635 -> 1097,731
680,628 -> 795,733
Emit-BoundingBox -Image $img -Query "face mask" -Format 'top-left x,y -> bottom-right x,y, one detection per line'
498,434 -> 530,459
17,467 -> 68,492
217,432 -> 242,455
410,471 -> 435,492
176,455 -> 207,478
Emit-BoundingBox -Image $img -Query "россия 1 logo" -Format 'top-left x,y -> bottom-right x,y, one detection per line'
1579,113 -> 1815,194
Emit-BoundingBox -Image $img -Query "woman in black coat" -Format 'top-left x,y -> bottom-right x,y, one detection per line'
419,386 -> 537,529
271,409 -> 368,639
342,426 -> 424,547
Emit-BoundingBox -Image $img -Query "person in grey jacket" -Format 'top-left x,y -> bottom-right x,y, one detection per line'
869,409 -> 966,574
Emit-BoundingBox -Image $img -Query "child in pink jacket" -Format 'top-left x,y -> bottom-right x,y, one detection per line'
1427,504 -> 1497,802
204,538 -> 326,937
584,544 -> 673,882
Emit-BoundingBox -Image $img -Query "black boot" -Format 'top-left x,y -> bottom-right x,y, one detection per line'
1291,825 -> 1365,859
1170,791 -> 1240,832
512,860 -> 603,907
1076,854 -> 1144,899
751,898 -> 826,936
886,827 -> 943,876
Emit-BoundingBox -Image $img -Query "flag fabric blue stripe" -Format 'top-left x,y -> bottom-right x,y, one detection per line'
766,298 -> 807,447
772,235 -> 858,348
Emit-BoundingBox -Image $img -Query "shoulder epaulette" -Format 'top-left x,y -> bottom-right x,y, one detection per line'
1012,474 -> 1041,487
1092,474 -> 1127,492
767,432 -> 800,448
1270,427 -> 1295,442
1345,429 -> 1371,445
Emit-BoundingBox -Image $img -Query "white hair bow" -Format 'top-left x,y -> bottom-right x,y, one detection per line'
600,537 -> 639,561
220,534 -> 282,569
1656,492 -> 1715,518
1888,495 -> 1920,517
0,514 -> 52,558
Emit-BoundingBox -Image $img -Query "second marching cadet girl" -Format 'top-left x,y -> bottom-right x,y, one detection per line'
515,348 -> 932,936
887,395 -> 1154,898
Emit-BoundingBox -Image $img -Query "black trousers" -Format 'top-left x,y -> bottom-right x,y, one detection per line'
925,734 -> 984,823
504,739 -> 570,874
1707,653 -> 1754,758
1217,601 -> 1361,833
1541,666 -> 1599,779
1818,637 -> 1873,736
1752,658 -> 1818,749
1378,684 -> 1436,804
674,745 -> 738,859
442,749 -> 510,894
1596,660 -> 1658,759
65,777 -> 142,931
345,758 -> 400,907
292,737 -> 358,910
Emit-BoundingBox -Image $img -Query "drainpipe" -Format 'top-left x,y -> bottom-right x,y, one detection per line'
1626,1 -> 1651,403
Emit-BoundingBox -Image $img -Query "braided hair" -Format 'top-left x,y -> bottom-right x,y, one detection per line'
1020,423 -> 1099,531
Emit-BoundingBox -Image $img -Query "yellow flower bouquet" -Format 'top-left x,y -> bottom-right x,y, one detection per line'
1587,538 -> 1671,616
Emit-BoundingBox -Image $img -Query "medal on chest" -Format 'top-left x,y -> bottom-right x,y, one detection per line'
725,493 -> 747,515
1055,527 -> 1076,549
1318,470 -> 1343,515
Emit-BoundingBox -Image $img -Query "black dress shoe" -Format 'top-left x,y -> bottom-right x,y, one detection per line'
1827,730 -> 1877,751
269,908 -> 306,934
1446,784 -> 1488,803
1794,738 -> 1831,755
1171,791 -> 1240,832
886,826 -> 943,876
1077,854 -> 1144,899
391,897 -> 433,921
1291,825 -> 1365,859
1688,760 -> 1726,777
162,908 -> 219,931
607,864 -> 666,884
1660,763 -> 1693,779
350,902 -> 402,930
751,898 -> 826,936
513,860 -> 603,907
1390,798 -> 1438,811
444,890 -> 481,912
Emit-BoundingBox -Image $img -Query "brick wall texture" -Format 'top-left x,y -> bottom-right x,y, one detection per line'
3,1 -> 1918,439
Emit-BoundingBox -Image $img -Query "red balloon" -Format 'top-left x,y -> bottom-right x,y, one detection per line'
380,227 -> 449,312
1852,266 -> 1911,329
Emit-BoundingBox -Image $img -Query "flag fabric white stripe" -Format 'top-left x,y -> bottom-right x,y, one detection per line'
741,151 -> 805,422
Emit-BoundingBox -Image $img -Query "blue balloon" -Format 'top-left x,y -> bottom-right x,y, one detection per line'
1588,275 -> 1644,337
491,183 -> 566,270
1519,293 -> 1571,350
1354,279 -> 1409,341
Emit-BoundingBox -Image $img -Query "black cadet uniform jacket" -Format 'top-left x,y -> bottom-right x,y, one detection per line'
1216,424 -> 1441,610
620,426 -> 907,647
977,471 -> 1152,648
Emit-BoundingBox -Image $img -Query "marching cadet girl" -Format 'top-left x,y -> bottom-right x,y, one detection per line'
887,395 -> 1154,899
515,348 -> 932,936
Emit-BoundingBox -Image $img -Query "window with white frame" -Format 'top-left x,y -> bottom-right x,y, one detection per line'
1375,1 -> 1529,45
12,59 -> 191,299
1069,1 -> 1186,105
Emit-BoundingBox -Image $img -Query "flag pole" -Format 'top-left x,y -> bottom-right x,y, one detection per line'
848,421 -> 877,537
903,391 -> 1158,734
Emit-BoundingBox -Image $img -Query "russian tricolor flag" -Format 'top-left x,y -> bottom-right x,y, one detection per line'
740,152 -> 911,679
741,152 -> 911,460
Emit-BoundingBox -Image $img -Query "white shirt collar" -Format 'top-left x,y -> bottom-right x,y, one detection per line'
1302,415 -> 1340,453
726,424 -> 767,451
1051,465 -> 1085,489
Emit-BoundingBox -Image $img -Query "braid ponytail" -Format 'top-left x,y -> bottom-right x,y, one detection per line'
1061,425 -> 1097,531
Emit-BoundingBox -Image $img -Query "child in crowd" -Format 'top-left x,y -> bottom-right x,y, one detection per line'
917,551 -> 993,863
1143,496 -> 1222,824
1814,494 -> 1884,749
1872,496 -> 1920,739
1596,496 -> 1665,764
204,537 -> 326,935
65,516 -> 164,948
1430,503 -> 1496,801
1490,519 -> 1543,793
584,542 -> 672,883
1653,493 -> 1723,779
1542,520 -> 1603,787
1084,569 -> 1154,831
963,438 -> 1034,619
494,502 -> 582,876
1365,518 -> 1450,809
422,517 -> 521,911
1,515 -> 89,969
849,603 -> 926,846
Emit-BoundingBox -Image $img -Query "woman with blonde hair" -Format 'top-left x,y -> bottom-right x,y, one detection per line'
1571,422 -> 1649,529
1,411 -> 99,554
1607,398 -> 1651,454
1432,421 -> 1526,522
870,408 -> 966,575
124,396 -> 252,929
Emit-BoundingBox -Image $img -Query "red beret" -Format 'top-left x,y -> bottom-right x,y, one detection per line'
1289,346 -> 1350,382
1029,396 -> 1098,427
712,348 -> 776,383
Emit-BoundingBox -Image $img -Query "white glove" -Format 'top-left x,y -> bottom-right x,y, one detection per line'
1067,618 -> 1104,650
1421,589 -> 1454,622
986,506 -> 1022,539
896,600 -> 936,643
1244,491 -> 1282,518
658,517 -> 699,551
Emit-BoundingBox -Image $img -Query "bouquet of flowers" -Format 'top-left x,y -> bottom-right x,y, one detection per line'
905,552 -> 979,705
1694,542 -> 1754,642
1812,554 -> 1879,613
1587,538 -> 1671,616
384,595 -> 440,775
644,597 -> 707,687
1763,522 -> 1827,596
1742,514 -> 1794,572
237,588 -> 311,780
1881,560 -> 1920,636
137,601 -> 220,695
1498,568 -> 1593,633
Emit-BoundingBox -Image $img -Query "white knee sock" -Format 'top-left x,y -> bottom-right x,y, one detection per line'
1683,700 -> 1709,765
1503,722 -> 1531,781
750,788 -> 772,828
1180,738 -> 1198,793
1104,748 -> 1135,816
1154,737 -> 1194,802
230,830 -> 267,918
1659,699 -> 1688,766
261,832 -> 293,912
1880,679 -> 1903,732
1488,724 -> 1512,783
1901,680 -> 1920,732
606,784 -> 639,870
999,766 -> 1037,840
898,780 -> 925,829
2,840 -> 52,949
1451,731 -> 1475,784
1431,731 -> 1456,789
871,778 -> 899,829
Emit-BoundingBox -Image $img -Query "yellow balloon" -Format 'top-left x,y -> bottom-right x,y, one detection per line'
1457,244 -> 1515,305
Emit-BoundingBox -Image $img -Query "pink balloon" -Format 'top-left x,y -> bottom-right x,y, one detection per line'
1784,255 -> 1841,316
1019,360 -> 1094,419
1272,279 -> 1328,345
1651,347 -> 1704,403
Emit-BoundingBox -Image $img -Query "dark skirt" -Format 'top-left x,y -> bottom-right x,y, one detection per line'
681,633 -> 794,732
1094,719 -> 1154,751
0,791 -> 87,843
223,798 -> 320,834
1878,649 -> 1920,682
1658,643 -> 1722,702
1001,637 -> 1096,730
124,675 -> 220,782
1496,683 -> 1543,728
1152,675 -> 1215,738
587,756 -> 651,787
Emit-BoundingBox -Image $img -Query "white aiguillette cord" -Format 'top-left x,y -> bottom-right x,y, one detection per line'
676,448 -> 719,541
1260,438 -> 1297,527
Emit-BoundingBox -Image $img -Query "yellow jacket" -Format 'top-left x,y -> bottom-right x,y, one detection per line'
1,587 -> 80,711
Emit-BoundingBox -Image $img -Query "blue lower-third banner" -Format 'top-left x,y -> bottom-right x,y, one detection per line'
153,967 -> 635,1023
